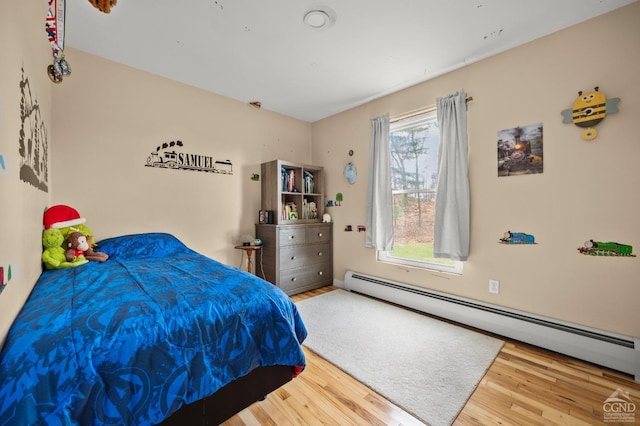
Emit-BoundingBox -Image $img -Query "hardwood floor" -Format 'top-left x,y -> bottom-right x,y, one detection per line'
223,286 -> 640,425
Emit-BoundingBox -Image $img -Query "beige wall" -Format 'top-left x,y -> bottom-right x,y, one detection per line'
3,2 -> 638,345
51,49 -> 312,264
0,2 -> 52,343
311,3 -> 640,336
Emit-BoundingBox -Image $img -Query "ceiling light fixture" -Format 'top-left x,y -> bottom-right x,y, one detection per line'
303,6 -> 336,30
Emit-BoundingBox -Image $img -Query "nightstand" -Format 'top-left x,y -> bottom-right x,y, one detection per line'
234,245 -> 262,275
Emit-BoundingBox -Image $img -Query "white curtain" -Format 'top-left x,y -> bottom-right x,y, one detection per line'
365,113 -> 393,251
434,91 -> 470,261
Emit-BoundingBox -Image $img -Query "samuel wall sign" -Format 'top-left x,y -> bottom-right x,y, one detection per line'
145,140 -> 233,175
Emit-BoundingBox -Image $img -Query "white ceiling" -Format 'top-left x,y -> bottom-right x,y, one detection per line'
65,0 -> 635,123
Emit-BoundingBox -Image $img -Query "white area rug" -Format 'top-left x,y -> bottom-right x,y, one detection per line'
295,289 -> 504,426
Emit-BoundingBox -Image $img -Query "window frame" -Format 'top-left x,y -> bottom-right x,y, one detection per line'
378,250 -> 463,274
377,110 -> 463,275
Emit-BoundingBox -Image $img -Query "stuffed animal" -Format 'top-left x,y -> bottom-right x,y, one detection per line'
66,231 -> 110,263
65,231 -> 90,262
84,244 -> 109,262
55,223 -> 95,249
42,229 -> 88,270
43,205 -> 109,262
88,0 -> 117,13
85,246 -> 109,262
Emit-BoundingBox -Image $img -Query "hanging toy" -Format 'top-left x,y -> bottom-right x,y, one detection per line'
45,0 -> 71,83
88,0 -> 118,14
561,87 -> 620,140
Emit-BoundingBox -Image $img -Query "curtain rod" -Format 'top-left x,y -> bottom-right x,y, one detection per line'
390,96 -> 473,123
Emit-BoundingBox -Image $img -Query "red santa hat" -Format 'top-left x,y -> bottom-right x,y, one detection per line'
43,205 -> 86,229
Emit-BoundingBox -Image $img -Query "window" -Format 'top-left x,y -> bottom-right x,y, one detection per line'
377,111 -> 463,274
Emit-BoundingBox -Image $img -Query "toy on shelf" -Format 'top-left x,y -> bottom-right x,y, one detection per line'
499,231 -> 535,244
578,240 -> 635,257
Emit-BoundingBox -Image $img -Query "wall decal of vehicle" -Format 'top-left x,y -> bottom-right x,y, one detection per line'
578,240 -> 635,257
499,231 -> 536,244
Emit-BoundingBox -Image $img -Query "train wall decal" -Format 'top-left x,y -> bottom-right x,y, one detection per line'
145,140 -> 233,175
499,231 -> 535,244
498,233 -> 636,258
578,240 -> 635,257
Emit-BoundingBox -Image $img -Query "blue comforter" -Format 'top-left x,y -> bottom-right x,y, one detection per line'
0,233 -> 307,425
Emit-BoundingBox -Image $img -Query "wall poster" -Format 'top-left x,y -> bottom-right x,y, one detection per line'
497,122 -> 543,177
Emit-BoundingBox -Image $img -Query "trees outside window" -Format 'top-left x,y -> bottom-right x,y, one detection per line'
378,111 -> 462,274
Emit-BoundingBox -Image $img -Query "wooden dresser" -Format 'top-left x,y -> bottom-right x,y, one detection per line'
255,223 -> 332,295
256,159 -> 332,295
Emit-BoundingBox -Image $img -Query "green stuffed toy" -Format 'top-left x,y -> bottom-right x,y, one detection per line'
42,228 -> 88,270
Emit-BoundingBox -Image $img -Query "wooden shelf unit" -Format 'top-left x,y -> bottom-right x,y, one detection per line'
260,160 -> 324,225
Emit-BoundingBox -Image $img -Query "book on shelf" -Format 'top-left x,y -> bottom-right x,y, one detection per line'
302,200 -> 317,220
282,201 -> 298,221
303,170 -> 314,193
281,168 -> 296,192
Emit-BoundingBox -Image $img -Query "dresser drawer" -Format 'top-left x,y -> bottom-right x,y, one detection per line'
279,263 -> 332,293
280,243 -> 330,270
279,228 -> 306,246
256,223 -> 333,296
306,226 -> 331,244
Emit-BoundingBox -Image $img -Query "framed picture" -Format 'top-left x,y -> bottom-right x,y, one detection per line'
497,122 -> 543,177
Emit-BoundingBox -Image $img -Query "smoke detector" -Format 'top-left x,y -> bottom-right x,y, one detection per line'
303,6 -> 336,30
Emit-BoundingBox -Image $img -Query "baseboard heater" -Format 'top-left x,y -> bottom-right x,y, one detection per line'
344,271 -> 640,381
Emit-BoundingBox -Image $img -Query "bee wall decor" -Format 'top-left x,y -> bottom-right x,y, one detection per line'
561,87 -> 620,141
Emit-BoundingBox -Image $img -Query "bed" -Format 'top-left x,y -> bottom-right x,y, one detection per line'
0,233 -> 308,425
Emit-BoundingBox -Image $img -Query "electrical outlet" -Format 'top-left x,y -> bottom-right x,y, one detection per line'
489,279 -> 500,294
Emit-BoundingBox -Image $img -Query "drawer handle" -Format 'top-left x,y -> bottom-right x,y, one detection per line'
318,271 -> 323,276
291,277 -> 297,282
317,252 -> 323,256
318,232 -> 323,237
288,235 -> 295,240
291,256 -> 296,260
